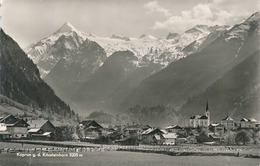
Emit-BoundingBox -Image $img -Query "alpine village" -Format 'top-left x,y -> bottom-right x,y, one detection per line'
0,9 -> 259,159
0,101 -> 259,147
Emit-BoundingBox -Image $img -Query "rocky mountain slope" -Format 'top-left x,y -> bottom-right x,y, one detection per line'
0,29 -> 76,122
120,12 -> 259,121
25,22 -> 228,114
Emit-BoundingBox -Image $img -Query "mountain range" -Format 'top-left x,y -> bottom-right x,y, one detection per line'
24,12 -> 259,122
121,12 -> 260,121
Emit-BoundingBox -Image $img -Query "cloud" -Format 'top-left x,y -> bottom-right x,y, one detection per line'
144,1 -> 172,17
151,0 -> 258,32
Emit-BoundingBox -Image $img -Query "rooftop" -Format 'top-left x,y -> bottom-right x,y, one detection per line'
28,120 -> 48,128
222,116 -> 234,121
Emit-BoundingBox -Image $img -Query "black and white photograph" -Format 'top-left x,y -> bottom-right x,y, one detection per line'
0,0 -> 259,165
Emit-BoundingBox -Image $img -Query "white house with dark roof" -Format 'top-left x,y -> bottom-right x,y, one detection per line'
0,114 -> 29,139
162,133 -> 177,145
221,116 -> 236,130
189,101 -> 210,128
0,116 -> 11,140
240,118 -> 257,128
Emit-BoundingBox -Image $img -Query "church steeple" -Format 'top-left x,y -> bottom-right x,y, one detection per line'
205,100 -> 210,125
206,100 -> 209,112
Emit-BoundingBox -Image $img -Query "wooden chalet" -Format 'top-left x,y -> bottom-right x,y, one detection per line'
0,115 -> 29,139
27,120 -> 55,140
141,128 -> 164,145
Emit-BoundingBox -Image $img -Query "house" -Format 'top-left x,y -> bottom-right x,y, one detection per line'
80,120 -> 103,129
0,122 -> 7,131
176,133 -> 187,144
0,114 -> 29,139
209,134 -> 224,143
189,101 -> 210,128
0,122 -> 11,141
27,119 -> 55,140
196,133 -> 212,143
240,118 -> 257,128
209,124 -> 225,136
123,124 -> 151,140
80,120 -> 103,140
165,125 -> 182,133
6,119 -> 29,139
0,131 -> 11,141
221,116 -> 236,130
0,114 -> 17,124
102,127 -> 115,136
186,133 -> 197,144
162,133 -> 177,145
141,128 -> 164,145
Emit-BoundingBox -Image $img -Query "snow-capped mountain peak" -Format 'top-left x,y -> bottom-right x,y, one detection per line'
54,22 -> 78,34
225,12 -> 259,42
166,32 -> 179,40
26,21 -> 229,79
246,11 -> 260,22
110,34 -> 130,41
139,34 -> 157,40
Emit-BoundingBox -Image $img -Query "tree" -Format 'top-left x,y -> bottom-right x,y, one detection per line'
224,131 -> 236,145
197,133 -> 211,143
72,133 -> 79,141
235,130 -> 251,145
251,130 -> 259,145
52,126 -> 73,141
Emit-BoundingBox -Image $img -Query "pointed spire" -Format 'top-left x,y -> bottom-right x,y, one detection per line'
206,100 -> 209,112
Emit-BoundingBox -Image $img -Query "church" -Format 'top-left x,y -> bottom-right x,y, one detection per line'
189,102 -> 210,128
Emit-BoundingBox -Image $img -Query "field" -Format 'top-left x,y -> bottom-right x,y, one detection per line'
1,151 -> 259,166
0,142 -> 259,166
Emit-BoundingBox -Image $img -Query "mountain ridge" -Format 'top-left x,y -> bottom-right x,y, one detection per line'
0,29 -> 77,122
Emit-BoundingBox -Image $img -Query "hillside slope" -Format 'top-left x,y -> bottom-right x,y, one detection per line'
0,29 -> 76,121
120,13 -> 259,121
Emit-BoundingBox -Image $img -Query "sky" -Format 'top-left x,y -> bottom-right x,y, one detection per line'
0,0 -> 259,48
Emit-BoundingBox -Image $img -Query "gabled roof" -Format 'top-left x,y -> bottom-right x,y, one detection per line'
240,118 -> 257,122
124,124 -> 150,131
165,125 -> 182,130
240,118 -> 248,122
190,115 -> 201,119
6,119 -> 29,127
28,120 -> 49,128
80,120 -> 103,128
222,116 -> 234,121
142,128 -> 163,135
199,115 -> 208,119
80,120 -> 94,125
248,118 -> 257,122
0,114 -> 13,122
0,114 -> 17,124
